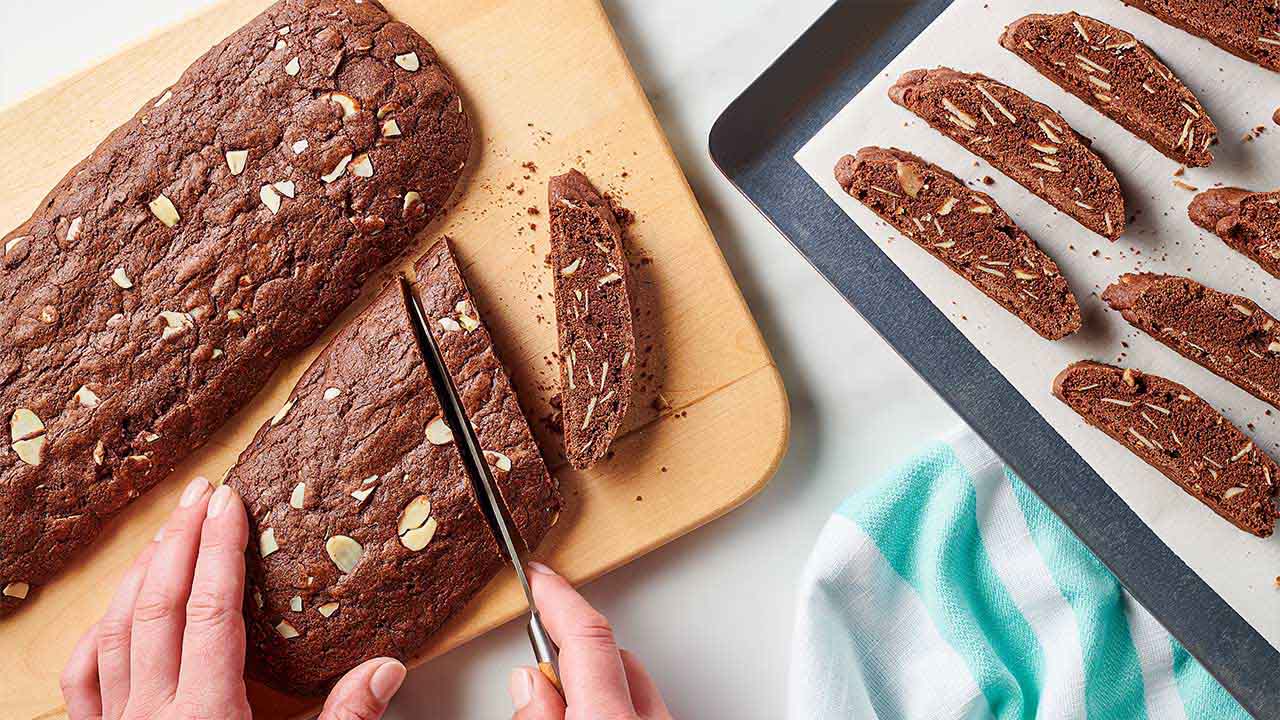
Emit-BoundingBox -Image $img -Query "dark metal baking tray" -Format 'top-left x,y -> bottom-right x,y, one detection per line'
709,0 -> 1277,714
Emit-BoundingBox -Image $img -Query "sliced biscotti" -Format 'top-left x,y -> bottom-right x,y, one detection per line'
1124,0 -> 1280,72
889,67 -> 1125,240
1103,273 -> 1280,409
1054,361 -> 1278,537
1188,187 -> 1280,278
228,240 -> 559,696
1001,12 -> 1217,166
548,170 -> 636,469
835,147 -> 1081,340
0,0 -> 470,615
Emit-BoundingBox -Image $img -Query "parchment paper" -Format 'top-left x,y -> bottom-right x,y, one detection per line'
795,0 -> 1280,649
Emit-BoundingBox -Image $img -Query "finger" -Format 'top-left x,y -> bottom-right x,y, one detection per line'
97,538 -> 159,720
510,666 -> 566,720
61,623 -> 103,720
318,657 -> 406,720
128,476 -> 212,710
620,650 -> 671,719
175,485 -> 249,712
526,562 -> 634,716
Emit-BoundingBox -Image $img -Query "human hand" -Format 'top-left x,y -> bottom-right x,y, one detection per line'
509,562 -> 672,720
61,476 -> 408,720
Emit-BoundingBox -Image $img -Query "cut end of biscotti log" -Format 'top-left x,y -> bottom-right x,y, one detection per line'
548,169 -> 637,469
1054,360 -> 1279,537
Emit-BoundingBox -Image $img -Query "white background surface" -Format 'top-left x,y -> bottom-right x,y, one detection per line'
0,1 -> 961,717
795,0 -> 1280,651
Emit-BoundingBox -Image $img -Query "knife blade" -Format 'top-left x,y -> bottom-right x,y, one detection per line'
398,275 -> 563,695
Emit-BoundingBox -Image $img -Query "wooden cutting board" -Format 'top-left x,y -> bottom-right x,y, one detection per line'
0,0 -> 788,716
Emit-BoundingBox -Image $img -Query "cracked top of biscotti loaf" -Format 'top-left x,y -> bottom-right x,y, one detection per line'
0,0 -> 470,615
229,240 -> 558,696
1124,0 -> 1280,72
1054,361 -> 1278,537
889,66 -> 1126,240
548,169 -> 636,469
836,146 -> 1081,340
1001,11 -> 1217,166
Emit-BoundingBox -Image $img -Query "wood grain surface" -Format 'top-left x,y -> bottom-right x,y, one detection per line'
0,1 -> 788,716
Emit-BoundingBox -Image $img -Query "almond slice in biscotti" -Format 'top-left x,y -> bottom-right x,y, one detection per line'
548,169 -> 636,469
1189,187 -> 1280,278
1053,361 -> 1278,537
836,146 -> 1081,340
1001,12 -> 1218,166
889,67 -> 1125,241
1124,0 -> 1280,73
1103,273 -> 1280,410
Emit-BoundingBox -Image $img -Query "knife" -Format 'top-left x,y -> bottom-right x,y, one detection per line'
398,275 -> 564,696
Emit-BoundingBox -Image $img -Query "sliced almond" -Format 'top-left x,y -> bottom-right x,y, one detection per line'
10,409 -> 44,443
317,601 -> 339,617
326,92 -> 360,118
403,191 -> 423,215
3,582 -> 30,600
289,482 -> 306,510
74,385 -> 101,408
323,387 -> 342,401
271,398 -> 296,426
484,450 -> 512,473
456,300 -> 479,331
561,258 -> 582,276
259,528 -> 279,558
111,267 -> 133,289
291,139 -> 309,154
894,161 -> 924,198
321,154 -> 353,183
325,535 -> 363,573
397,495 -> 437,551
381,118 -> 402,137
148,195 -> 180,228
273,180 -> 296,198
260,184 -> 282,214
66,217 -> 83,243
425,416 -> 454,445
285,57 -> 300,76
289,595 -> 303,612
598,272 -> 623,286
350,153 -> 373,178
12,437 -> 45,466
159,310 -> 193,340
351,486 -> 375,503
225,150 -> 249,176
275,620 -> 300,639
93,440 -> 105,465
394,52 -> 421,71
438,317 -> 462,333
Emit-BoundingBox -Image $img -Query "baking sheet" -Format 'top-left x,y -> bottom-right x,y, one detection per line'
795,0 -> 1280,650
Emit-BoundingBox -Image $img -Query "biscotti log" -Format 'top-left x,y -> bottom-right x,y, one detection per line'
1123,0 -> 1280,72
548,170 -> 636,469
1103,273 -> 1280,410
836,147 -> 1081,339
889,67 -> 1126,240
1188,187 -> 1280,278
1054,361 -> 1278,537
1001,12 -> 1217,166
227,239 -> 559,695
0,0 -> 470,614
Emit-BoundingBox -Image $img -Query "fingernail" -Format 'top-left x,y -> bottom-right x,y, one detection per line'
207,485 -> 233,518
369,659 -> 406,704
180,476 -> 210,507
527,561 -> 556,576
508,667 -> 533,710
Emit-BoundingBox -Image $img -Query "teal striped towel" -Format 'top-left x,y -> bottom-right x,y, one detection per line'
787,428 -> 1251,719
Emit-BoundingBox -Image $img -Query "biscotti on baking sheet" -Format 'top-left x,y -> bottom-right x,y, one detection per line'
889,67 -> 1125,240
1124,0 -> 1280,72
227,239 -> 559,696
548,170 -> 637,469
1189,187 -> 1280,279
1103,273 -> 1280,410
1054,361 -> 1279,537
1001,12 -> 1217,166
835,147 -> 1081,340
0,0 -> 470,615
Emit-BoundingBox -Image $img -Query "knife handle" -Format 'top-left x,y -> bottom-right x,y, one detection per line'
528,611 -> 564,698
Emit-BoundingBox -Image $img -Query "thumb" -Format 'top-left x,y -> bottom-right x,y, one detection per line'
510,666 -> 566,719
318,657 -> 406,720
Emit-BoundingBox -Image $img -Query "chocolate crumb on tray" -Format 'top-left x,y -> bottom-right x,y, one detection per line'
1054,361 -> 1279,537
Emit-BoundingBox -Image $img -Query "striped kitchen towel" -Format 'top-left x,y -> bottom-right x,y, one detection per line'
787,428 -> 1251,719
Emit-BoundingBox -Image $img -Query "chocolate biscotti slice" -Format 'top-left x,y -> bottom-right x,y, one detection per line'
548,170 -> 636,469
835,147 -> 1082,340
0,0 -> 470,614
1188,187 -> 1280,278
889,67 -> 1125,240
1001,12 -> 1218,166
1054,361 -> 1278,537
1103,273 -> 1280,410
1124,0 -> 1280,73
227,239 -> 559,695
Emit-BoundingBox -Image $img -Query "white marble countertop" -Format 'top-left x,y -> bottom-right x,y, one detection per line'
0,1 -> 962,716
